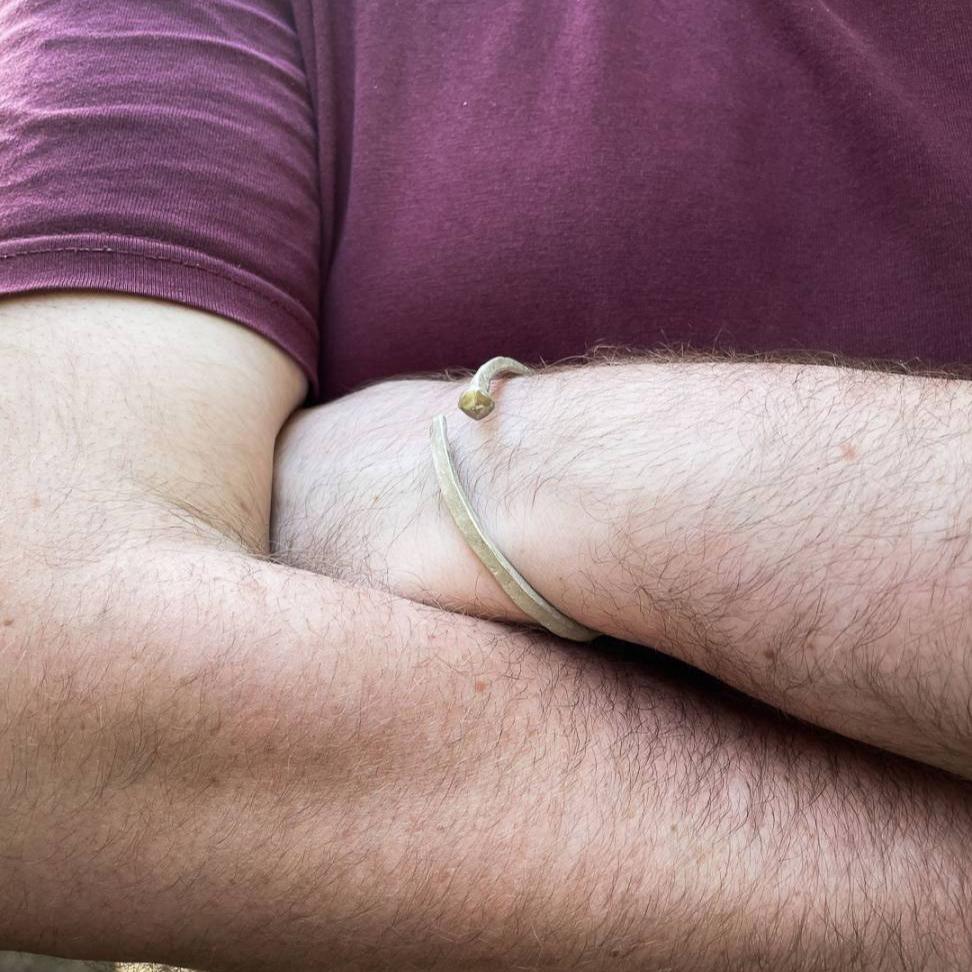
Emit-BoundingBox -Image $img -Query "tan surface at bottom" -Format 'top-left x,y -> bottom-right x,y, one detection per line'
0,958 -> 192,972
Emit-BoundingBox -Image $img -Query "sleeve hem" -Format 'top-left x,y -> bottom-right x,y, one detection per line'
0,235 -> 320,394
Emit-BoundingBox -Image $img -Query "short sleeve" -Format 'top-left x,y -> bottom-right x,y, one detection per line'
0,0 -> 321,388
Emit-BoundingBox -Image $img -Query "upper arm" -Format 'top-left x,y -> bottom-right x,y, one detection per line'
0,0 -> 322,549
0,0 -> 322,386
0,292 -> 305,554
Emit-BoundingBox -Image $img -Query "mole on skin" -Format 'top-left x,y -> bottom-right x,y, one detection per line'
839,442 -> 859,461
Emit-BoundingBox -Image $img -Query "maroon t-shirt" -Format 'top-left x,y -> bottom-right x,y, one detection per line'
3,1 -> 972,402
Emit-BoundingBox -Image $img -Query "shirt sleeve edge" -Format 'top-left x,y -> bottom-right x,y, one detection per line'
0,238 -> 320,395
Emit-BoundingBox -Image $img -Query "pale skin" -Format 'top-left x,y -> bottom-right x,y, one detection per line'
1,292 -> 970,971
273,357 -> 972,778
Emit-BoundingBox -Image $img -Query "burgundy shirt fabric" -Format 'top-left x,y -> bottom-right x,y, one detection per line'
2,1 -> 972,402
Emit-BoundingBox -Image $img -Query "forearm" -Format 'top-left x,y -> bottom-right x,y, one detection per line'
8,539 -> 972,970
274,362 -> 972,775
457,359 -> 972,774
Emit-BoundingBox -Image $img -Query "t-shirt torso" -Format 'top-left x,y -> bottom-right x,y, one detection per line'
298,1 -> 972,399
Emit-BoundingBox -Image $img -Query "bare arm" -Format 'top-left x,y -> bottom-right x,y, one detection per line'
4,303 -> 970,971
272,357 -> 972,777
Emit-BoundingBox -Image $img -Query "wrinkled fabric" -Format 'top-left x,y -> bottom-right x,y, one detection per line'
4,2 -> 972,401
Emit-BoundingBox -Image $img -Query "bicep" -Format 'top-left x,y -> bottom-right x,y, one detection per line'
0,292 -> 305,554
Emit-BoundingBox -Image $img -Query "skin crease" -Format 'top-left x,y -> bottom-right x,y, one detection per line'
271,357 -> 972,779
1,294 -> 971,971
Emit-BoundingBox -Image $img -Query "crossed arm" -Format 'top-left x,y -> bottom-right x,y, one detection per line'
2,294 -> 970,970
273,354 -> 972,777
